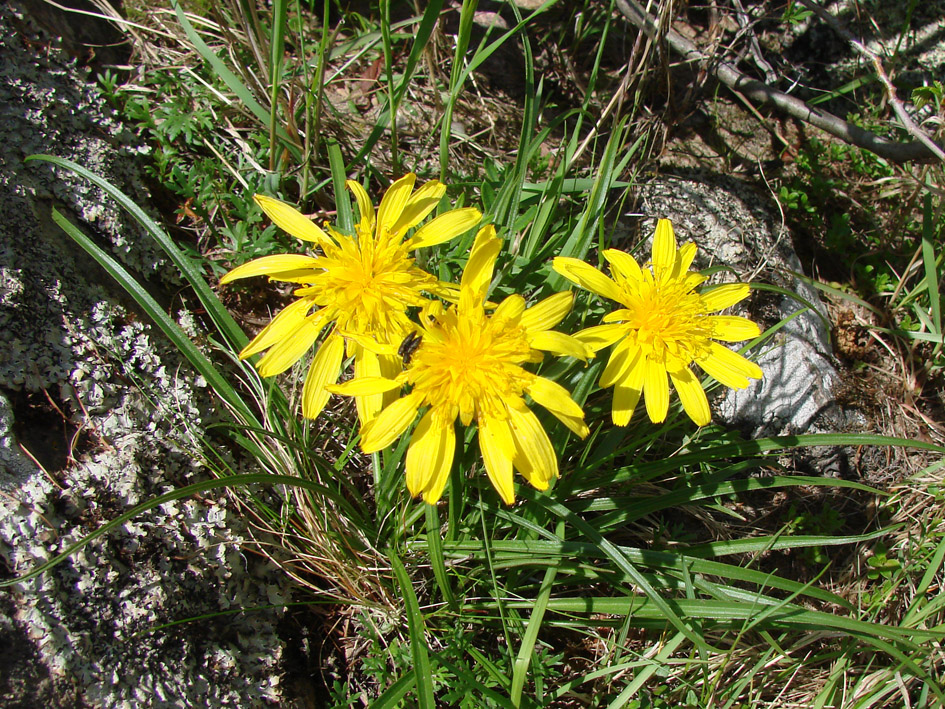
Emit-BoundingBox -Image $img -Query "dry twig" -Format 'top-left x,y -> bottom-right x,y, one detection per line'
613,0 -> 944,163
793,0 -> 945,162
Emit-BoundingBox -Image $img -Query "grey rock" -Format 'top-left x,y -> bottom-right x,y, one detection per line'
0,5 -> 295,706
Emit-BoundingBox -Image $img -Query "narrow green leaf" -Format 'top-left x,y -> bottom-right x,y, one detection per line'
510,522 -> 562,706
921,192 -> 941,340
425,504 -> 456,608
26,154 -> 248,354
389,550 -> 436,708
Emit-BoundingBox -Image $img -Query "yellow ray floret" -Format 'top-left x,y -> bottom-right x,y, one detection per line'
329,225 -> 592,505
553,218 -> 762,427
221,174 -> 482,423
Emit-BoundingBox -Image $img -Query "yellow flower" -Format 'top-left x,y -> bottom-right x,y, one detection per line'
553,219 -> 762,427
329,225 -> 591,505
220,174 -> 481,423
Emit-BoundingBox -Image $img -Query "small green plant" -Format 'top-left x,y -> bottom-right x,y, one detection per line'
781,0 -> 814,25
867,542 -> 902,581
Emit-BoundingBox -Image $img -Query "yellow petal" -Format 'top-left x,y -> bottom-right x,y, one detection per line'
339,331 -> 398,356
673,241 -> 698,278
553,411 -> 590,438
359,392 -> 422,453
346,179 -> 375,235
602,309 -> 634,324
390,180 -> 446,236
707,315 -> 761,342
520,291 -> 573,333
526,377 -> 584,420
461,225 -> 501,296
301,333 -> 345,419
354,347 -> 383,425
651,219 -> 677,276
410,207 -> 483,249
220,254 -> 320,284
406,409 -> 455,503
327,376 -> 402,396
528,331 -> 590,360
575,324 -> 627,352
495,294 -> 526,320
479,415 -> 516,504
670,367 -> 711,426
238,297 -> 317,359
552,257 -> 625,303
526,377 -> 589,437
508,405 -> 557,490
697,342 -> 763,389
602,249 -> 643,285
643,358 -> 670,423
376,174 -> 416,236
256,315 -> 325,377
254,194 -> 333,247
612,351 -> 645,426
701,283 -> 751,312
600,338 -> 642,388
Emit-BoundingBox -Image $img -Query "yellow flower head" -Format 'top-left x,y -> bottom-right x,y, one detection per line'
330,225 -> 591,505
220,174 -> 481,423
553,219 -> 762,427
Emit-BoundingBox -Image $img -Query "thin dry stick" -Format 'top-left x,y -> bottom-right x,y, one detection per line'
612,0 -> 944,163
794,0 -> 945,162
730,0 -> 776,84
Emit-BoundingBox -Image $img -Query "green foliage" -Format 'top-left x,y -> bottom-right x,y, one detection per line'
781,1 -> 814,26
912,81 -> 944,113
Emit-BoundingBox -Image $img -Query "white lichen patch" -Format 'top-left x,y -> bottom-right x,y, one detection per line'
0,4 -> 296,705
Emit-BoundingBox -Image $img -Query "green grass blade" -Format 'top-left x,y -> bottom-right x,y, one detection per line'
526,490 -> 718,654
439,0 -> 479,180
425,504 -> 456,608
389,550 -> 436,708
497,597 -> 938,647
25,154 -> 249,353
438,537 -> 852,608
372,668 -> 417,708
921,192 -> 941,340
588,433 -> 945,487
170,0 -> 301,161
328,141 -> 354,234
268,0 -> 289,171
607,632 -> 688,708
510,523 -> 562,706
48,208 -> 256,425
394,0 -> 444,107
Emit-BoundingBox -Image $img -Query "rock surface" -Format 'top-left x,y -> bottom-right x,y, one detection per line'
0,6 -> 295,706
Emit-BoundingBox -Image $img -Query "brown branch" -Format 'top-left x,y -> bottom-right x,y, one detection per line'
613,0 -> 944,164
793,0 -> 945,162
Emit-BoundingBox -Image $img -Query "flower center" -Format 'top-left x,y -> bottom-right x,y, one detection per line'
297,227 -> 438,342
621,272 -> 713,368
407,308 -> 535,424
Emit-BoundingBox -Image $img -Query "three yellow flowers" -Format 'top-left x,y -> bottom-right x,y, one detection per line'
222,175 -> 762,504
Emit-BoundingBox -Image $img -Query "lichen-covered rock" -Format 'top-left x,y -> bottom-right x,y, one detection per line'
0,5 -> 295,706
